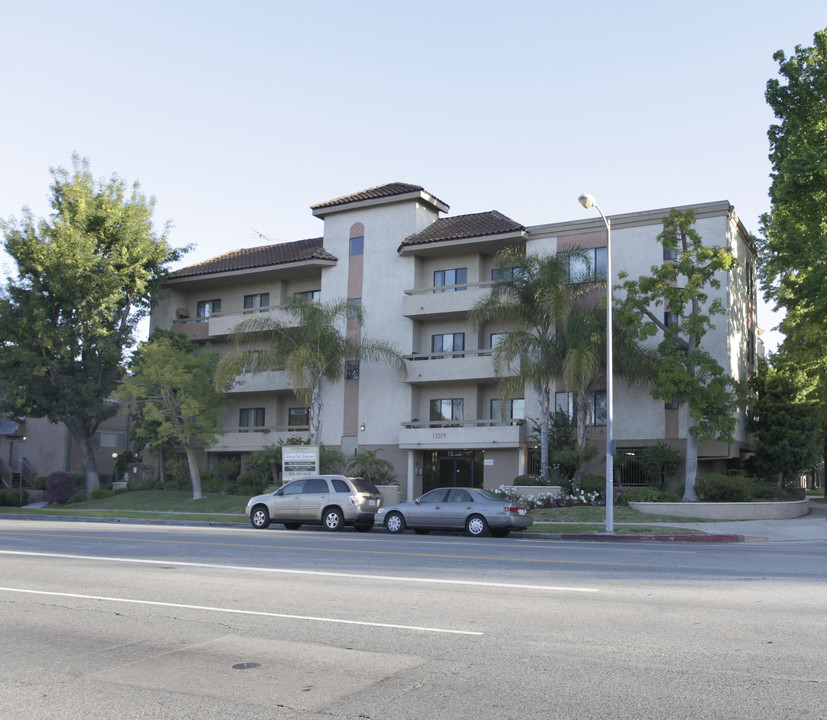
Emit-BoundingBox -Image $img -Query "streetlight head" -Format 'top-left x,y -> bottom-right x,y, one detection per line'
578,193 -> 596,209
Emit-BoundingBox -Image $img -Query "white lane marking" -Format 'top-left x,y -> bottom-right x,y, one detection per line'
0,549 -> 599,593
0,586 -> 482,636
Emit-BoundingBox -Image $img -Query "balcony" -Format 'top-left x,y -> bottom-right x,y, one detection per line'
208,425 -> 310,453
398,419 -> 527,449
402,281 -> 492,320
172,306 -> 297,342
403,349 -> 516,384
227,371 -> 292,394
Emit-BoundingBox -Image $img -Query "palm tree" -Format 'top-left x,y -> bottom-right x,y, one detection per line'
215,296 -> 405,445
470,248 -> 581,480
558,297 -> 659,483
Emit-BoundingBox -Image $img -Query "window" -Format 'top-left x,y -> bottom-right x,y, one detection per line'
747,328 -> 757,366
349,236 -> 364,256
347,297 -> 362,317
491,266 -> 522,281
556,391 -> 606,425
239,407 -> 265,432
288,407 -> 309,430
490,332 -> 507,349
331,478 -> 350,493
491,398 -> 524,424
562,248 -> 607,283
345,361 -> 360,380
98,431 -> 126,449
431,332 -> 465,358
555,391 -> 574,418
196,299 -> 221,321
433,267 -> 467,292
663,244 -> 678,261
295,289 -> 321,303
448,489 -> 473,502
243,293 -> 270,312
430,398 -> 464,423
303,477 -> 329,494
590,390 -> 606,426
746,262 -> 755,297
664,311 -> 678,328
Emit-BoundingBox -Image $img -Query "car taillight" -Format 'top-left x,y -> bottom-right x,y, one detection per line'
505,505 -> 529,514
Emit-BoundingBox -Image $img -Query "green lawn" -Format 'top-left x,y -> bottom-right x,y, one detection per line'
1,490 -> 717,534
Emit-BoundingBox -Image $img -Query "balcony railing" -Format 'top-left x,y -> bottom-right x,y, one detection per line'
209,425 -> 311,452
401,281 -> 492,319
403,348 -> 516,383
398,418 -> 526,449
172,305 -> 296,340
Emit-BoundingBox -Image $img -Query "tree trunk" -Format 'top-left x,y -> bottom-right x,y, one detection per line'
184,443 -> 203,500
574,392 -> 589,489
539,384 -> 551,480
74,432 -> 101,497
683,421 -> 699,501
309,383 -> 322,446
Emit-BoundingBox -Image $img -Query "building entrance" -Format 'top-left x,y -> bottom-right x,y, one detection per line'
423,450 -> 483,492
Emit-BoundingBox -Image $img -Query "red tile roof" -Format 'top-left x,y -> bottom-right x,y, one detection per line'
399,211 -> 525,249
311,182 -> 448,211
170,237 -> 335,278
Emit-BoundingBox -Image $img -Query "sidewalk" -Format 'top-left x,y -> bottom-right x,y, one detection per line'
535,500 -> 827,543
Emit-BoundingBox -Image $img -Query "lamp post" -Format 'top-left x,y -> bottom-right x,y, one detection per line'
18,436 -> 26,508
578,194 -> 614,534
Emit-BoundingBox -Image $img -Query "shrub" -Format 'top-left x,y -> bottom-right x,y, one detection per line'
66,493 -> 86,504
127,476 -> 157,491
695,474 -> 756,502
511,474 -> 544,486
620,487 -> 680,504
35,476 -> 47,490
45,471 -> 76,504
752,483 -> 806,501
90,488 -> 115,501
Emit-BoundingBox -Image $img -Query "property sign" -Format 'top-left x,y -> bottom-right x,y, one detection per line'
282,446 -> 319,483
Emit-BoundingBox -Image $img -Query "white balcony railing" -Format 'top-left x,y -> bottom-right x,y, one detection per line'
401,281 -> 492,319
403,349 -> 517,384
398,419 -> 526,449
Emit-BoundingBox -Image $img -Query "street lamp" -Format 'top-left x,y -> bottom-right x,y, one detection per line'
18,436 -> 27,508
578,193 -> 614,534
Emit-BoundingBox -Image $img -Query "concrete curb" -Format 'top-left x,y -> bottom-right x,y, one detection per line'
558,533 -> 749,543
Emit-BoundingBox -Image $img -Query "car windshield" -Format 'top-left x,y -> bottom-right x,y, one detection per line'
350,478 -> 380,495
475,489 -> 503,502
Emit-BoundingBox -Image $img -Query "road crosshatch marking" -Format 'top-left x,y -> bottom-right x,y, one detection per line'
0,530 -> 653,567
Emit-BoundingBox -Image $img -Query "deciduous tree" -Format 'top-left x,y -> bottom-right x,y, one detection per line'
0,156 -> 183,495
117,329 -> 225,500
617,209 -> 744,500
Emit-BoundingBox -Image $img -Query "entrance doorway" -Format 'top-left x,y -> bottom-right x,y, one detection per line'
423,450 -> 483,492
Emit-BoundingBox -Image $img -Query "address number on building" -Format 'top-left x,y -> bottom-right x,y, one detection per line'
432,432 -> 447,439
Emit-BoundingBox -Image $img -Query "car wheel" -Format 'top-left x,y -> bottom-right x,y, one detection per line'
355,523 -> 373,533
414,529 -> 431,535
490,528 -> 511,538
465,514 -> 489,537
250,506 -> 270,529
283,522 -> 301,530
322,507 -> 344,531
385,512 -> 406,534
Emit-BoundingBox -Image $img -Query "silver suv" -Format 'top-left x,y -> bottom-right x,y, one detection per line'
245,475 -> 383,532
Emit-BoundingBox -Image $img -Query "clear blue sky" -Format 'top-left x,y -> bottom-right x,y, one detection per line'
2,1 -> 825,351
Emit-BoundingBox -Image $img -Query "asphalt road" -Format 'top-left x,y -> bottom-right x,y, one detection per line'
1,519 -> 825,719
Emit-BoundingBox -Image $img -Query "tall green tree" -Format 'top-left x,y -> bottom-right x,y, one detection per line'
0,156 -> 183,496
470,248 -> 581,480
617,209 -> 744,501
758,28 -> 827,361
117,329 -> 225,500
214,296 -> 404,445
748,358 -> 823,486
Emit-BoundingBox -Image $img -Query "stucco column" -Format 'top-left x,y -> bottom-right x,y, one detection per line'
407,451 -> 415,502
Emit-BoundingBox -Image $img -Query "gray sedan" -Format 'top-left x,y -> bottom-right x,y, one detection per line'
376,487 -> 532,537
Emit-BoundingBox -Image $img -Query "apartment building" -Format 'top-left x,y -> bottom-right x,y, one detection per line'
151,183 -> 759,501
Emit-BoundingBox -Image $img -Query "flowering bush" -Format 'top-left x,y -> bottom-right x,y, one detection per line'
496,484 -> 624,509
45,471 -> 76,504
